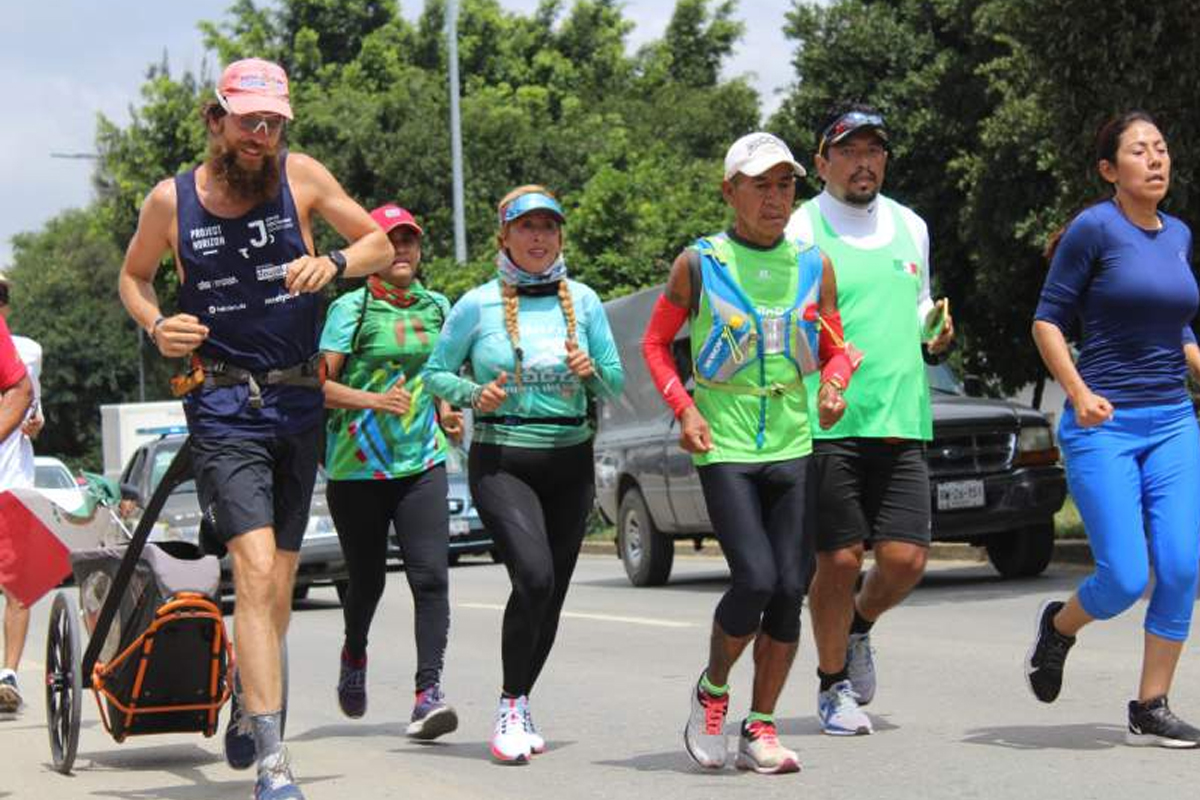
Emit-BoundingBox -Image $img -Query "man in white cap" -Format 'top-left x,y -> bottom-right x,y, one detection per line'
642,132 -> 856,773
786,102 -> 954,737
118,57 -> 390,800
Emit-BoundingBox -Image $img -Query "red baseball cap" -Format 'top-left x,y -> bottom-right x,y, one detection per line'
370,204 -> 423,236
217,58 -> 293,120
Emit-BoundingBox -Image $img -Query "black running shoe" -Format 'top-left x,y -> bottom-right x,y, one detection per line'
1127,696 -> 1200,749
1024,600 -> 1075,703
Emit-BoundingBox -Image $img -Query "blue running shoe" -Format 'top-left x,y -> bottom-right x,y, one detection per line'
224,671 -> 256,770
406,684 -> 458,740
817,680 -> 872,736
337,648 -> 367,719
254,747 -> 305,800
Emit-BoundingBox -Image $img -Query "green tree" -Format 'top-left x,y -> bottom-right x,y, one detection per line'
13,0 -> 766,461
7,210 -> 166,467
962,0 -> 1200,397
774,0 -> 1200,397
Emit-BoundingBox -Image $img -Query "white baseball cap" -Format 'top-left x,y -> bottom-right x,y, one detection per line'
724,132 -> 806,180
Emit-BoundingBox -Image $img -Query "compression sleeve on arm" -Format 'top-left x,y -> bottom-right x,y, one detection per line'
642,293 -> 694,418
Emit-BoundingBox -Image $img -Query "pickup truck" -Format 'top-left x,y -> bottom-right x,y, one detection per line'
593,286 -> 1068,586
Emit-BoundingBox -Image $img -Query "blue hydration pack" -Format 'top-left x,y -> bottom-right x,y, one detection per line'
693,234 -> 822,386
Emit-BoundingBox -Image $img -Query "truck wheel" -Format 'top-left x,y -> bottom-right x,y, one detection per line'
986,521 -> 1055,578
618,488 -> 673,586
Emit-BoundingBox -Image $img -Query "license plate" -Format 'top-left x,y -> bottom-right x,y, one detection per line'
936,480 -> 985,511
449,519 -> 470,536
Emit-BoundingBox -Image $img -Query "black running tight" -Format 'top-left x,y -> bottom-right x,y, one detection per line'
325,465 -> 450,691
468,440 -> 594,697
697,456 -> 816,643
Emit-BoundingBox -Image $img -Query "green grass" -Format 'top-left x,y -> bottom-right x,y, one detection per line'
1054,496 -> 1086,540
584,508 -> 615,541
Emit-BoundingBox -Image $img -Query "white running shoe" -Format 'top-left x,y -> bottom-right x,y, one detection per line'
735,719 -> 800,774
846,632 -> 876,706
817,679 -> 873,736
518,695 -> 546,754
683,677 -> 729,769
491,696 -> 531,764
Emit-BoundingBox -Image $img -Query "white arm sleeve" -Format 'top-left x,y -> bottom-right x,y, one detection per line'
900,207 -> 935,324
785,205 -> 815,244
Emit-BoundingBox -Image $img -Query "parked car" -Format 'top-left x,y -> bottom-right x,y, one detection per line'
33,456 -> 88,514
593,286 -> 1068,586
385,445 -> 497,566
117,432 -> 347,599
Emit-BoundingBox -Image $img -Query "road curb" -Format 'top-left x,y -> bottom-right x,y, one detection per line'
581,538 -> 1095,566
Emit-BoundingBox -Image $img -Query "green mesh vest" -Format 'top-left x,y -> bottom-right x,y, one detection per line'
801,198 -> 933,440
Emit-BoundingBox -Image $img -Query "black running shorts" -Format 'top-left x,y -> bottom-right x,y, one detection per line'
814,438 -> 931,552
191,426 -> 320,553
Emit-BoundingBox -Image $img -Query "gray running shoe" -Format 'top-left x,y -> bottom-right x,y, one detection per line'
1126,697 -> 1200,749
0,669 -> 21,714
817,679 -> 873,736
846,632 -> 876,706
254,747 -> 305,800
684,677 -> 729,769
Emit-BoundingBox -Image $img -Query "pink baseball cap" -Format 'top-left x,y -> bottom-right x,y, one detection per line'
370,204 -> 424,236
216,58 -> 293,120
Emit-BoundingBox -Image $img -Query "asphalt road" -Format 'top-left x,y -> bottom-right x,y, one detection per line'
3,554 -> 1198,799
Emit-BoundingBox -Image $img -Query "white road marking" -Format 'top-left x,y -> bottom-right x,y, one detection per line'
457,602 -> 696,629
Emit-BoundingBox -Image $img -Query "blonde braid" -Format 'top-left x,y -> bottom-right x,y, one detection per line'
557,280 -> 577,346
502,283 -> 524,387
495,183 -> 562,391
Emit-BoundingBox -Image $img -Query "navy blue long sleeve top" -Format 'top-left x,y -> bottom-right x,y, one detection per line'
1035,200 -> 1198,407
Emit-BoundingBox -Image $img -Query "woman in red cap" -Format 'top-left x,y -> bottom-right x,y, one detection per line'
319,204 -> 463,739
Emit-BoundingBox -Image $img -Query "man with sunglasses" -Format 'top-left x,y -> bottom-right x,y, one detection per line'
118,57 -> 390,800
785,102 -> 954,737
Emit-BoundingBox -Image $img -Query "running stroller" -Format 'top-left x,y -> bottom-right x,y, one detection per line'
43,438 -> 232,773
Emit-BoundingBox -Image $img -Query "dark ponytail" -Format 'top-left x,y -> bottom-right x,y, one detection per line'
1044,110 -> 1160,263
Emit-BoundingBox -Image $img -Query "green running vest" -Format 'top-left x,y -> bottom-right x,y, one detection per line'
690,234 -> 817,465
801,198 -> 933,440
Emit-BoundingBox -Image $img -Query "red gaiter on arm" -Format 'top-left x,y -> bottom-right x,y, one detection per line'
818,309 -> 860,389
642,294 -> 694,418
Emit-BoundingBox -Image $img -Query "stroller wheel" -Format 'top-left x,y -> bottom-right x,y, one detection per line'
45,591 -> 83,774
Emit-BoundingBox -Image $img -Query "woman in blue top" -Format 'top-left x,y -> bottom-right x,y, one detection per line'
1026,111 -> 1200,747
423,185 -> 624,764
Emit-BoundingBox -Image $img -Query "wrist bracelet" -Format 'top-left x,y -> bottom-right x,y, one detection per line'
149,316 -> 166,345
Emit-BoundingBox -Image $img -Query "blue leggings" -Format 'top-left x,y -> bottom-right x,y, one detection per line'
1059,399 -> 1200,641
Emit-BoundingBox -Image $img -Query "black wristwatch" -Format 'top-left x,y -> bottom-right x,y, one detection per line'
326,249 -> 348,278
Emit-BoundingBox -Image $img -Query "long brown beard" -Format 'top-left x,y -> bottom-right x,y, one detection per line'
206,136 -> 282,206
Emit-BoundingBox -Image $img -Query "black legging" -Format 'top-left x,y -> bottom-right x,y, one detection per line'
697,456 -> 816,643
325,465 -> 450,691
468,440 -> 594,697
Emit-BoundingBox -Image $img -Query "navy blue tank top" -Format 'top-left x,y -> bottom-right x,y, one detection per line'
175,155 -> 323,437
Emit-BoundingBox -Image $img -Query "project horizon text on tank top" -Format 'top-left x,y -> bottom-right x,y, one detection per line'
174,154 -> 323,437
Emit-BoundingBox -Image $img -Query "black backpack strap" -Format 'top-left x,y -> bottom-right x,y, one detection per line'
349,286 -> 371,354
686,248 -> 702,316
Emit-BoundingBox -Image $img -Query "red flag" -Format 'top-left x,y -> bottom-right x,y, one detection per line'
0,490 -> 73,606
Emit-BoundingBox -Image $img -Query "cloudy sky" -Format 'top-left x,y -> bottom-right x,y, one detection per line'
0,1 -> 795,265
